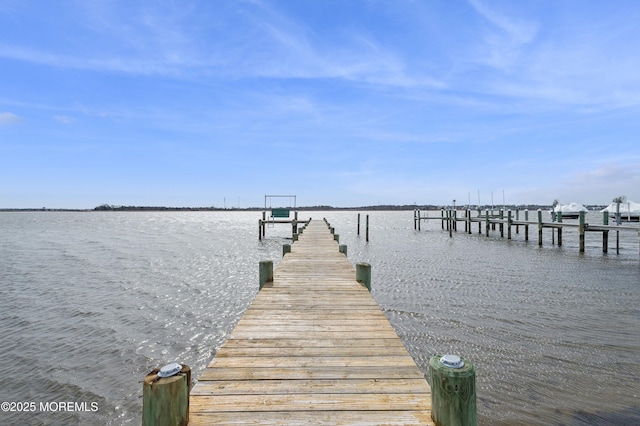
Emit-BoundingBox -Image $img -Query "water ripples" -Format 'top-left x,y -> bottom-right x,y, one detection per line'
1,211 -> 638,425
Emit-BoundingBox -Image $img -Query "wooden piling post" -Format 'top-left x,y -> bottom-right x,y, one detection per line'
525,209 -> 529,241
464,209 -> 468,233
453,209 -> 457,232
507,210 -> 512,240
418,210 -> 421,231
485,210 -> 490,237
339,244 -> 347,256
515,209 -> 520,234
414,210 -> 417,230
259,260 -> 273,290
603,211 -> 609,253
537,209 -> 543,246
356,262 -> 371,291
143,364 -> 190,426
357,213 -> 361,235
499,209 -> 504,238
449,210 -> 453,238
429,355 -> 476,426
283,244 -> 291,257
334,234 -> 339,243
557,211 -> 563,246
292,211 -> 298,235
441,209 -> 445,229
579,211 -> 586,253
478,209 -> 482,234
366,214 -> 369,242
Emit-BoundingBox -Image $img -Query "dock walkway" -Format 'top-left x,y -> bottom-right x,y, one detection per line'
189,219 -> 434,425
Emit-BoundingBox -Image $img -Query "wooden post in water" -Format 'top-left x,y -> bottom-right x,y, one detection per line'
499,209 -> 504,238
515,209 -> 520,234
334,234 -> 339,243
259,260 -> 273,290
429,355 -> 476,426
557,211 -> 563,246
357,213 -> 361,236
262,211 -> 266,238
537,209 -> 543,246
142,363 -> 190,426
507,210 -> 512,240
525,209 -> 529,241
366,214 -> 369,242
441,209 -> 445,229
453,209 -> 457,232
449,210 -> 453,238
283,244 -> 291,256
356,262 -> 371,291
485,209 -> 490,237
478,209 -> 482,234
292,211 -> 298,235
603,211 -> 609,253
579,211 -> 586,253
467,209 -> 472,234
444,210 -> 449,232
339,244 -> 347,256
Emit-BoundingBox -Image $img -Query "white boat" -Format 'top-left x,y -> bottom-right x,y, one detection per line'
601,200 -> 640,222
550,202 -> 589,219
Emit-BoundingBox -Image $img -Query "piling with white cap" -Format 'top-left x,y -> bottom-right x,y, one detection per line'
429,354 -> 477,426
142,362 -> 190,426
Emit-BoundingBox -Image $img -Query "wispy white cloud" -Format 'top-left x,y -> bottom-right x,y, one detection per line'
0,0 -> 443,89
0,111 -> 22,126
54,115 -> 76,124
459,0 -> 640,111
467,0 -> 538,70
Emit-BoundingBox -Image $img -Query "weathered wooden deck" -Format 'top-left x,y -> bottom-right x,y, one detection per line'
189,219 -> 434,425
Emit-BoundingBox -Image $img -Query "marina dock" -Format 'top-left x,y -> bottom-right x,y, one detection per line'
415,208 -> 640,257
189,219 -> 434,425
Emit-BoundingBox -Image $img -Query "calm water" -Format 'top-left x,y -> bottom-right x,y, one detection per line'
0,211 -> 638,425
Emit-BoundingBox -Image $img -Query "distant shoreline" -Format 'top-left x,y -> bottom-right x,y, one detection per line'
1,204 -> 607,212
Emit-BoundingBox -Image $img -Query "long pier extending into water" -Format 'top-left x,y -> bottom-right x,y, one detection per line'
189,219 -> 434,425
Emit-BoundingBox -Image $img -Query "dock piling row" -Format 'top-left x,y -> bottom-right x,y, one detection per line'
414,208 -> 639,258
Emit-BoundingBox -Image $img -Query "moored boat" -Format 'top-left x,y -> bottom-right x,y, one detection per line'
550,202 -> 589,219
601,200 -> 640,222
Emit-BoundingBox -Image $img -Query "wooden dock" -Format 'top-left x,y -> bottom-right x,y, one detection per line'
189,219 -> 434,425
415,208 -> 640,257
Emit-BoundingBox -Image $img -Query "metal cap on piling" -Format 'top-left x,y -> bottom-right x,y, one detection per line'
142,363 -> 191,426
429,354 -> 476,426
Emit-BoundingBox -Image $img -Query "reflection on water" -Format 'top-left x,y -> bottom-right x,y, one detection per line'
0,211 -> 638,425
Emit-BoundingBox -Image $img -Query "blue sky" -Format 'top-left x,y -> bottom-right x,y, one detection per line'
1,0 -> 639,209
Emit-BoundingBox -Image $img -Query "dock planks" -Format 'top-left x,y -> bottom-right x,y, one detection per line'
189,219 -> 434,425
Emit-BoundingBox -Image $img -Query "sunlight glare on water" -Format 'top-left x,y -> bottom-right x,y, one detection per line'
0,210 -> 638,425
